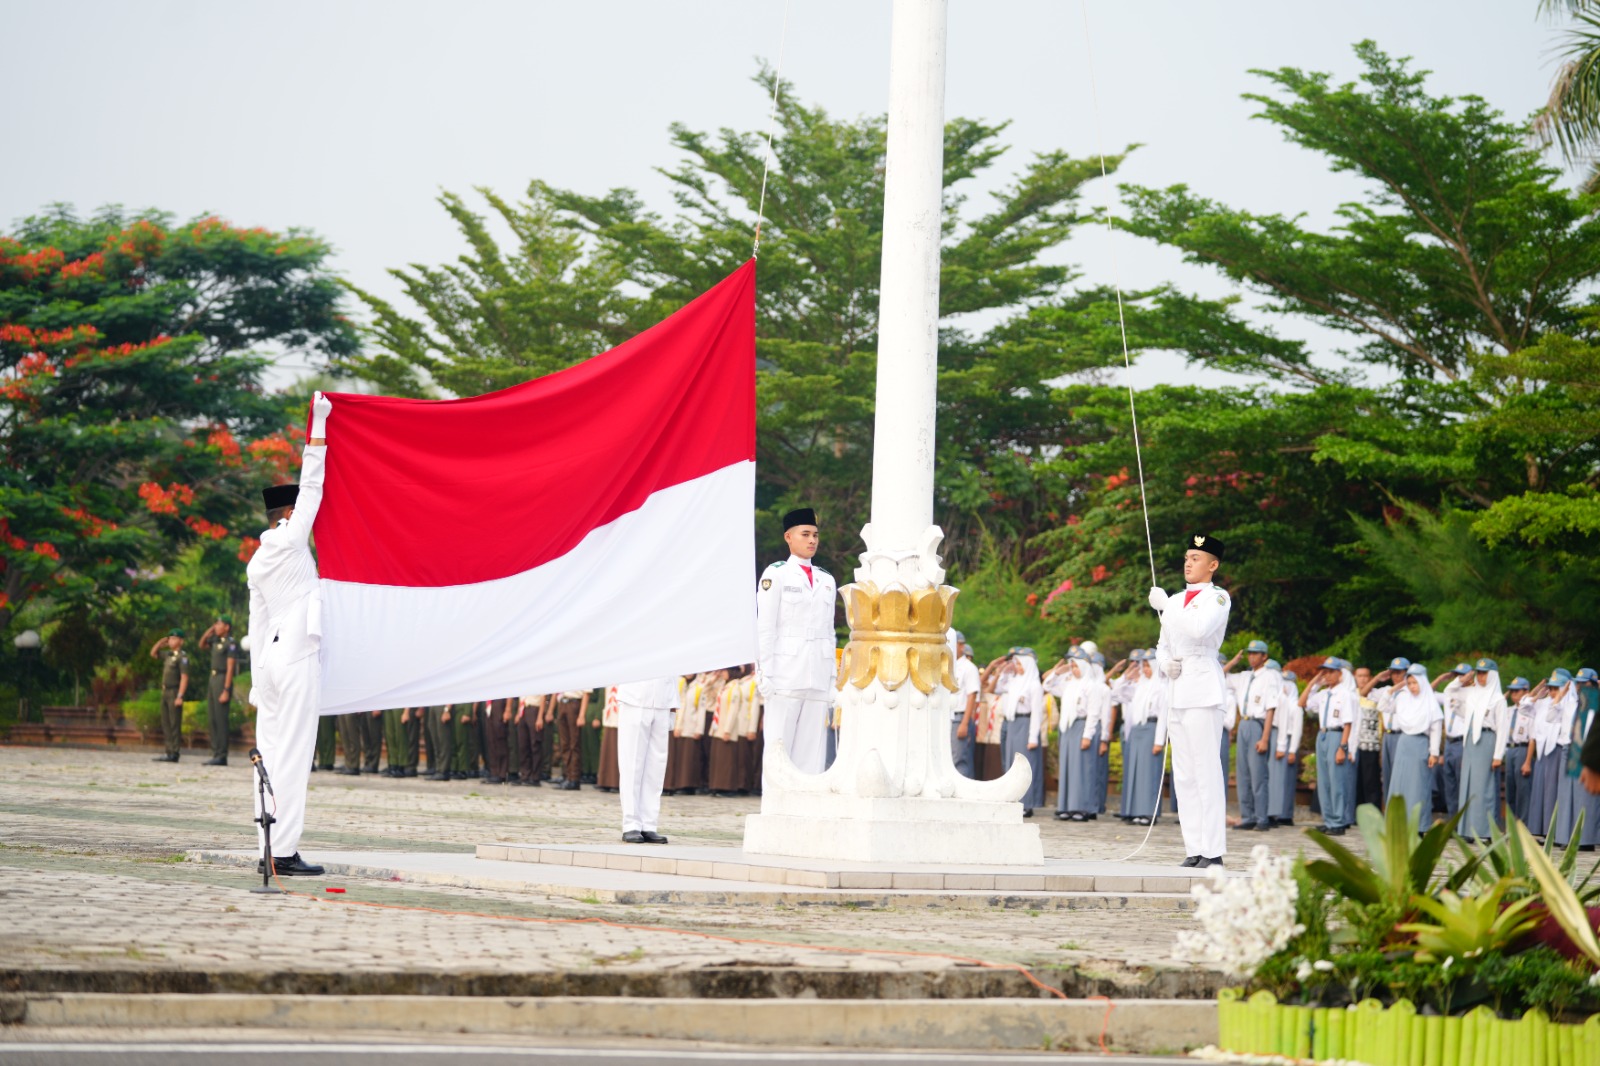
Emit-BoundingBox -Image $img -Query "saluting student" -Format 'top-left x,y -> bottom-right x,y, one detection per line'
1433,664 -> 1472,818
992,648 -> 1046,817
950,634 -> 982,779
755,508 -> 837,776
1120,651 -> 1167,825
1553,668 -> 1600,848
1046,651 -> 1097,821
1225,640 -> 1280,832
1502,678 -> 1535,825
1457,659 -> 1507,842
1267,665 -> 1302,827
1524,670 -> 1576,837
1369,663 -> 1442,829
1301,659 -> 1358,835
1151,534 -> 1233,867
1377,656 -> 1411,799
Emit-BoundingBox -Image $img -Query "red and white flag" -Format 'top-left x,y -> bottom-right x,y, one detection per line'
312,261 -> 757,714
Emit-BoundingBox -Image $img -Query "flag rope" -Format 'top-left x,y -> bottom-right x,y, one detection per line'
752,0 -> 791,259
1079,0 -> 1168,862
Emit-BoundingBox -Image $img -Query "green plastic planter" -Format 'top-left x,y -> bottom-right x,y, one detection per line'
1216,988 -> 1600,1066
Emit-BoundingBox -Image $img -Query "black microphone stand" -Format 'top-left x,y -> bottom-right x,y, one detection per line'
252,754 -> 282,895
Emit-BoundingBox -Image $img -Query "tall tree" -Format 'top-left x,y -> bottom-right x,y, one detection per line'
1037,43 -> 1600,662
0,205 -> 357,635
345,71 -> 1134,573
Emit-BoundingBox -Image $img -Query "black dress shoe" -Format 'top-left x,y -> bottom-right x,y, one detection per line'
485,776 -> 504,785
1180,855 -> 1201,868
1022,808 -> 1034,818
152,754 -> 178,762
622,830 -> 645,844
273,853 -> 325,876
1202,856 -> 1224,868
1069,812 -> 1086,822
1236,821 -> 1258,831
403,767 -> 418,777
203,757 -> 227,766
641,831 -> 669,844
336,767 -> 360,776
1254,821 -> 1273,831
1054,811 -> 1072,821
562,780 -> 580,791
1325,826 -> 1347,836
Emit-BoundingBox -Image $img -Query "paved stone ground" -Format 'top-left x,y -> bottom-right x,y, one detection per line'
0,746 -> 1349,990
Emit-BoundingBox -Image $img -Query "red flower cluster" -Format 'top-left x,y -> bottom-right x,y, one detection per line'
1104,467 -> 1133,490
185,516 -> 228,540
66,334 -> 175,369
189,216 -> 273,245
1182,470 -> 1263,498
248,434 -> 298,476
7,247 -> 66,280
32,541 -> 60,561
1091,564 -> 1111,583
0,323 -> 99,348
1043,577 -> 1075,606
101,219 -> 167,264
237,536 -> 260,563
56,252 -> 106,282
59,506 -> 116,538
0,350 -> 58,402
137,482 -> 195,516
206,426 -> 242,464
1,520 -> 27,552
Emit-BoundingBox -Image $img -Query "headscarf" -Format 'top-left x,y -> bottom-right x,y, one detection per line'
1390,663 -> 1437,731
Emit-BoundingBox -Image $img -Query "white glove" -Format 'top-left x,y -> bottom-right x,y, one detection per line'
1148,586 -> 1169,611
310,391 -> 332,440
1163,660 -> 1182,680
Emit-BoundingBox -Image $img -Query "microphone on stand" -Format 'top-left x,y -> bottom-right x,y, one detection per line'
248,748 -> 275,797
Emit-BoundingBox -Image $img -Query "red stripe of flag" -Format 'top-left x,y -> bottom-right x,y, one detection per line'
314,260 -> 755,587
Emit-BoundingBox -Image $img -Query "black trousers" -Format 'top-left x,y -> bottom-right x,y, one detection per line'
483,700 -> 510,780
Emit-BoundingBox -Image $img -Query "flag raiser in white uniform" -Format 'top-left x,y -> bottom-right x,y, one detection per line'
755,551 -> 837,775
1152,533 -> 1232,867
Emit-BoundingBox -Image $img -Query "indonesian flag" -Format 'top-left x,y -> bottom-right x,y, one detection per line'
312,261 -> 757,714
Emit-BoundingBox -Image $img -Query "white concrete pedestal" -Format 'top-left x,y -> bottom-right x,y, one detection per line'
743,791 -> 1043,866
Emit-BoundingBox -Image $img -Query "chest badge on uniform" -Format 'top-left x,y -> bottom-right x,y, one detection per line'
761,578 -> 772,591
1216,594 -> 1225,605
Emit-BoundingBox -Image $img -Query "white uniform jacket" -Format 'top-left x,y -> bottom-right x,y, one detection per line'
617,675 -> 682,711
1154,583 -> 1231,710
247,445 -> 327,670
755,555 -> 837,697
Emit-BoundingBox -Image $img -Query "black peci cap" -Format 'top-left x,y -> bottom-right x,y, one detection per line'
1188,533 -> 1225,561
783,507 -> 819,531
263,484 -> 299,512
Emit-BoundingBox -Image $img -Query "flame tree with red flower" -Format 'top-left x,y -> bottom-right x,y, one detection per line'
0,205 -> 357,640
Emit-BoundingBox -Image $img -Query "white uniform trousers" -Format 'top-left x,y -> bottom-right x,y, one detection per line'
764,692 -> 829,775
249,648 -> 321,858
617,702 -> 670,833
1169,704 -> 1227,859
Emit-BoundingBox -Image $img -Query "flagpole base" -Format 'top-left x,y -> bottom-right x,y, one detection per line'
744,524 -> 1043,867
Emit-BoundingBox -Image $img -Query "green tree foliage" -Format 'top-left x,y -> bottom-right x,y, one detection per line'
0,205 -> 358,639
345,71 -> 1134,573
1038,43 -> 1600,664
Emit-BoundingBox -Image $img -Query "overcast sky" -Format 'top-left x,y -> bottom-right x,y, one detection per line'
1,1 -> 1574,390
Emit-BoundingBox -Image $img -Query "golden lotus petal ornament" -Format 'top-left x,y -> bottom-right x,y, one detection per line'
837,581 -> 959,695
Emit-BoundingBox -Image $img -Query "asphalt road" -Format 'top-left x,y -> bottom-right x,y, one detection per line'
0,1043 -> 1190,1065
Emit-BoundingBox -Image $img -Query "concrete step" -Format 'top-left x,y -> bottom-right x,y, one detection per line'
0,993 -> 1219,1054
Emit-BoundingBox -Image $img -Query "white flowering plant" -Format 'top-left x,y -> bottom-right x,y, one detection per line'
1174,845 -> 1306,978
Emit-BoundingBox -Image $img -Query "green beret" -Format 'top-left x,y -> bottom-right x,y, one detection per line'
168,628 -> 185,638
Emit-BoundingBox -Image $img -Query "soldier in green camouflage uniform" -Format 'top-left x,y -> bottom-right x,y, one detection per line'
149,629 -> 190,763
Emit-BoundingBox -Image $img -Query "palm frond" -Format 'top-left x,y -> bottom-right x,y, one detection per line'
1534,15 -> 1600,160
